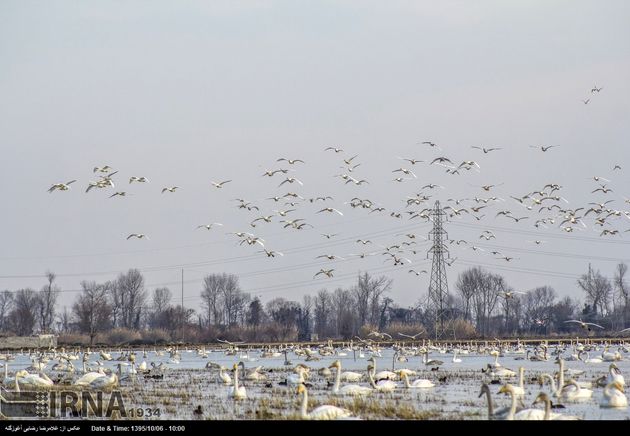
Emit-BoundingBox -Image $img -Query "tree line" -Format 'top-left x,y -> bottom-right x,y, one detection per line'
0,263 -> 628,345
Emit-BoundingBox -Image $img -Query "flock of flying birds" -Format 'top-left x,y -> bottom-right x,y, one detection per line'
46,85 -> 628,283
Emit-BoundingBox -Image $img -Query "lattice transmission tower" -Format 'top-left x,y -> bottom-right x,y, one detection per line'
426,201 -> 450,339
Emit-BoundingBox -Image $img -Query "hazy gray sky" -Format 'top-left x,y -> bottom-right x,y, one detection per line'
1,1 -> 630,313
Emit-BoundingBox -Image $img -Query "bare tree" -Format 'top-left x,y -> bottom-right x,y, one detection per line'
114,269 -> 147,329
614,263 -> 629,324
313,289 -> 332,337
578,265 -> 612,317
353,272 -> 392,328
73,281 -> 112,344
456,267 -> 483,322
221,275 -> 247,326
297,295 -> 313,340
246,297 -> 264,328
153,287 -> 172,313
201,274 -> 226,326
149,287 -> 172,329
56,306 -> 72,333
38,271 -> 59,333
467,268 -> 502,336
550,296 -> 578,332
7,289 -> 39,335
331,287 -> 356,338
522,286 -> 556,333
0,290 -> 13,331
264,298 -> 300,341
157,305 -> 195,337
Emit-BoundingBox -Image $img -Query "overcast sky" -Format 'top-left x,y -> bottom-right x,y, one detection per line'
1,1 -> 630,313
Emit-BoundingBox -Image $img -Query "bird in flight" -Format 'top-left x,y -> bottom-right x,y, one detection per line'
472,183 -> 503,192
273,209 -> 296,217
367,331 -> 392,340
109,191 -> 128,198
261,169 -> 289,177
197,223 -> 223,230
408,269 -> 428,276
530,145 -> 558,152
398,157 -> 423,165
129,176 -> 149,183
430,157 -> 453,165
613,165 -> 621,171
392,168 -> 417,178
591,176 -> 610,183
211,180 -> 232,189
278,177 -> 303,187
397,332 -> 424,340
314,269 -> 335,278
317,207 -> 343,216
581,98 -> 590,105
471,146 -> 501,153
161,186 -> 180,193
259,249 -> 284,258
127,233 -> 149,240
324,147 -> 344,153
600,229 -> 619,237
316,254 -> 344,261
48,180 -> 76,193
564,319 -> 604,331
93,165 -> 114,173
277,158 -> 305,165
506,215 -> 528,223
85,179 -> 112,193
592,185 -> 613,194
590,85 -> 603,93
500,291 -> 525,299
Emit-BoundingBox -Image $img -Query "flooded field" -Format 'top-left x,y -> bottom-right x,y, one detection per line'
2,342 -> 629,420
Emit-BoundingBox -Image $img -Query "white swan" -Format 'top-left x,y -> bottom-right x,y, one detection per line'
478,383 -> 521,420
532,393 -> 580,420
506,367 -> 526,396
452,351 -> 462,363
398,371 -> 434,388
600,381 -> 627,408
246,366 -> 267,381
397,368 -> 417,377
498,384 -> 547,420
559,379 -> 593,401
285,366 -> 308,386
579,351 -> 602,364
367,364 -> 396,392
607,363 -> 625,388
601,347 -> 621,362
218,366 -> 232,385
340,370 -> 363,382
14,370 -> 54,390
369,357 -> 397,381
228,362 -> 247,400
488,366 -> 516,378
556,358 -> 592,400
297,384 -> 352,420
329,360 -> 373,396
89,372 -> 118,390
538,373 -> 559,397
488,350 -> 502,368
74,368 -> 107,387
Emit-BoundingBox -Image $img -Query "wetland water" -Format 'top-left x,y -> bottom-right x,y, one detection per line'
2,346 -> 629,420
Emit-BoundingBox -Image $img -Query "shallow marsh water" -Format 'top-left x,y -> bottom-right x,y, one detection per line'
2,346 -> 629,420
